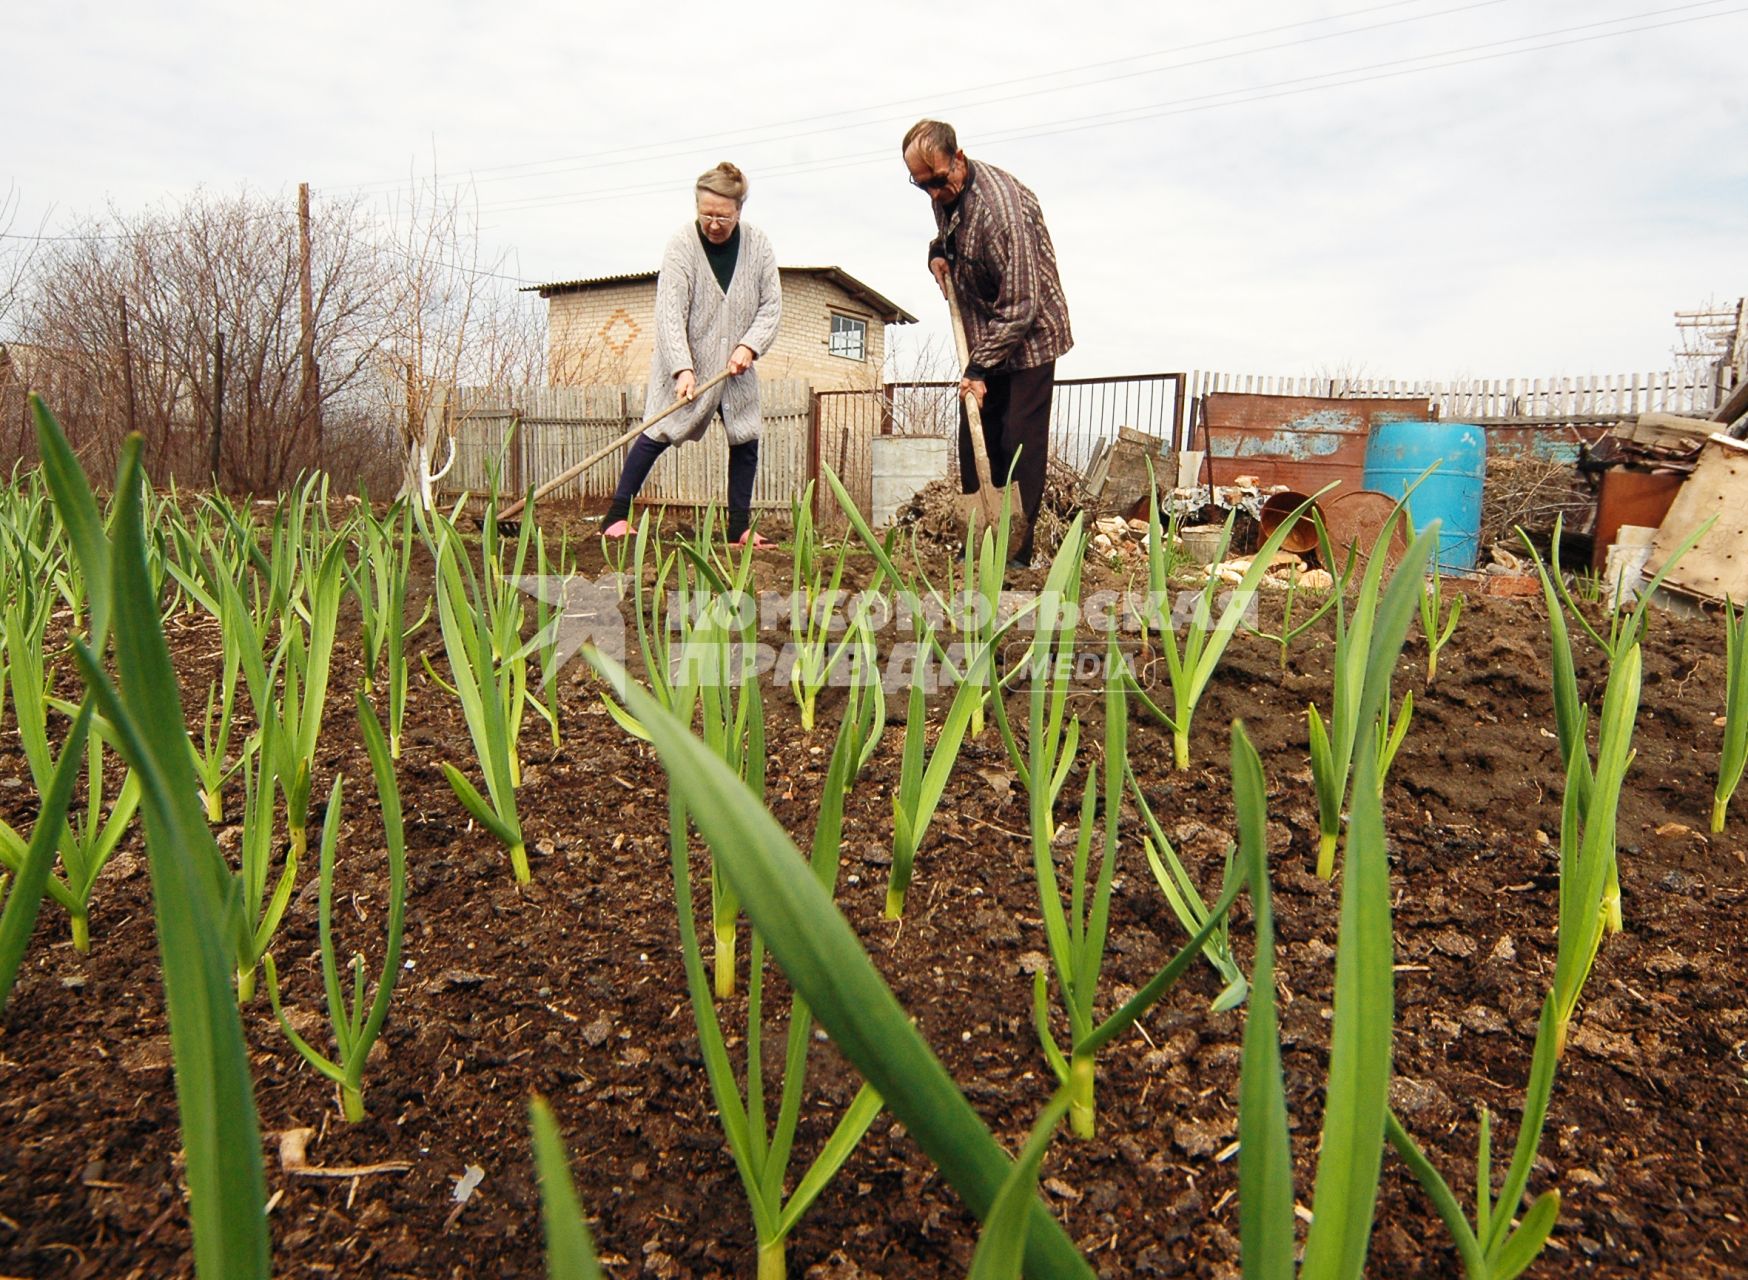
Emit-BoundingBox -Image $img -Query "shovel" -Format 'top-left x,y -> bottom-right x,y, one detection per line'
944,278 -> 1024,545
492,368 -> 733,533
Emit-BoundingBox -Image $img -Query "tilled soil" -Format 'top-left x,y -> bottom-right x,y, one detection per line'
1,520 -> 1745,1279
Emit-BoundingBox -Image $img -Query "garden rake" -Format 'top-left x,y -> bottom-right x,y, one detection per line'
492,368 -> 733,535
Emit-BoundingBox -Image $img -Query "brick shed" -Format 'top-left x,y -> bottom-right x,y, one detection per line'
531,265 -> 917,391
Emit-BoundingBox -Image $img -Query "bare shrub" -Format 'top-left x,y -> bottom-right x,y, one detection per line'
5,180 -> 547,500
14,189 -> 388,490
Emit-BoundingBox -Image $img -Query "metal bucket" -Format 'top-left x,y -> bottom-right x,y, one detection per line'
1179,524 -> 1227,565
1258,491 -> 1323,554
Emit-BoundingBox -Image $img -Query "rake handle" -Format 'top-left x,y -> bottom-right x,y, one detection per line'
495,367 -> 734,523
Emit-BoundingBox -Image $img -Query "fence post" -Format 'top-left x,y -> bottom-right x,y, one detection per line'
809,390 -> 824,522
509,391 -> 525,499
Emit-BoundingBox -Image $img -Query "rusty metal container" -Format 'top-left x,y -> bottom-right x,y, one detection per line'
1592,470 -> 1684,569
1258,491 -> 1323,553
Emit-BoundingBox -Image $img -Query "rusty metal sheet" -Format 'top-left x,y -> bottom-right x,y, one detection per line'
1593,469 -> 1684,569
1650,434 -> 1748,603
1483,422 -> 1611,463
1200,394 -> 1424,497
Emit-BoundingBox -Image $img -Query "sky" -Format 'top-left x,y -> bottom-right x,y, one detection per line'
9,0 -> 1745,384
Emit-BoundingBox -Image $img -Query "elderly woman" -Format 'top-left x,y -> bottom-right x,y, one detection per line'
601,161 -> 782,545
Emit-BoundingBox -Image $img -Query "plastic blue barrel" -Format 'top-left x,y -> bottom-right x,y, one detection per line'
1362,421 -> 1486,572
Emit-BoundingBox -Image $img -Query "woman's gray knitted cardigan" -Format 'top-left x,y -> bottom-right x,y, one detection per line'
643,222 -> 782,446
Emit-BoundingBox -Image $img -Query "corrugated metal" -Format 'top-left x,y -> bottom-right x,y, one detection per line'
1201,394 -> 1426,496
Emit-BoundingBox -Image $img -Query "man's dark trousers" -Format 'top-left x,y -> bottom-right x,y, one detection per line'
957,360 -> 1054,565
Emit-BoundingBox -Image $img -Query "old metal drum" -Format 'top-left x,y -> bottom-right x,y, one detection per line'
1363,421 -> 1486,571
1321,491 -> 1409,574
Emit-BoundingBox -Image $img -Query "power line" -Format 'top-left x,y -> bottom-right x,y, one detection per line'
477,0 -> 1744,217
977,0 -> 1747,151
465,0 -> 1527,197
0,210 -> 540,286
326,0 -> 1518,195
7,1 -> 1737,283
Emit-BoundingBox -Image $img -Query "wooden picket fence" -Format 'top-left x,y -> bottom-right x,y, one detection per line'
441,379 -> 834,515
1179,366 -> 1733,441
434,363 -> 1735,523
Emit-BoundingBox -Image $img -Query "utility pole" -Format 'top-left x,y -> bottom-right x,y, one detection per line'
116,294 -> 138,437
297,182 -> 323,471
210,326 -> 226,484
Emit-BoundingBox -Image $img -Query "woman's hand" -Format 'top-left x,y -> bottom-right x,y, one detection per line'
727,344 -> 756,376
674,369 -> 696,401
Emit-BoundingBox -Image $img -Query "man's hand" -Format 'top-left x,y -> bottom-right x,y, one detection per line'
673,369 -> 696,401
726,344 -> 756,376
960,375 -> 987,409
929,257 -> 951,299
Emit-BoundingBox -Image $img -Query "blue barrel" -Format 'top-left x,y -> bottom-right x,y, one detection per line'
1363,421 -> 1486,571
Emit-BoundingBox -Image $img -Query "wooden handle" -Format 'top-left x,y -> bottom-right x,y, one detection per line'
496,368 -> 734,522
944,278 -> 1004,525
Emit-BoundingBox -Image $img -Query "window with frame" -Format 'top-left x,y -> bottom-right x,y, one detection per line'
829,313 -> 867,361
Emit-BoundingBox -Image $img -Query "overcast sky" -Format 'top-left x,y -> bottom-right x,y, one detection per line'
10,0 -> 1744,383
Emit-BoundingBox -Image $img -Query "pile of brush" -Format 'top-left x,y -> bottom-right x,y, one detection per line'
891,454 -> 1084,556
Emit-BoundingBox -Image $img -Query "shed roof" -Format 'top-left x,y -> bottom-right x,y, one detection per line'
527,265 -> 918,325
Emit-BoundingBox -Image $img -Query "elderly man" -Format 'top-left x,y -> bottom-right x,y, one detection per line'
902,119 -> 1072,569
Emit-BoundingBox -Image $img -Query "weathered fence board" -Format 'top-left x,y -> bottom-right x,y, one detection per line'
1178,366 -> 1733,443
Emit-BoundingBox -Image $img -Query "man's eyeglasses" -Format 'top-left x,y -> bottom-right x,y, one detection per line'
909,171 -> 953,193
698,212 -> 738,226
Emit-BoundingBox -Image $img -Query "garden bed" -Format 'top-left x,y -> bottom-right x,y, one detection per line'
1,516 -> 1745,1279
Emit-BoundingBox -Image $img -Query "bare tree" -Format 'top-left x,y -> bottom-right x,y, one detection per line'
883,327 -> 959,438
15,188 -> 390,489
367,178 -> 548,507
0,184 -> 39,340
1311,359 -> 1377,399
5,179 -> 567,499
0,186 -> 50,460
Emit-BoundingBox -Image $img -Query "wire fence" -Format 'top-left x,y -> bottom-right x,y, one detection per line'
882,373 -> 1184,472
